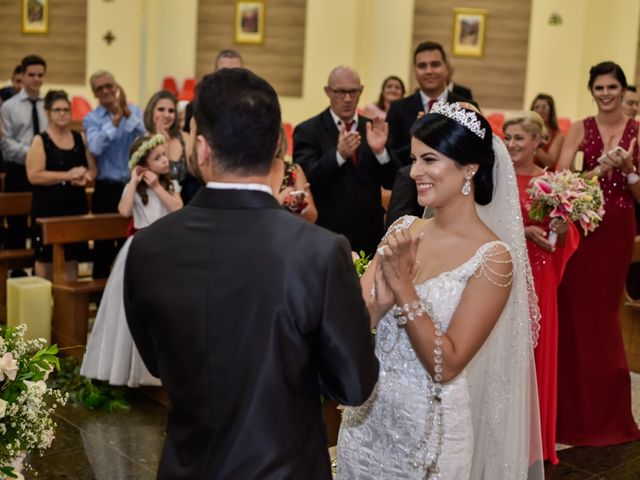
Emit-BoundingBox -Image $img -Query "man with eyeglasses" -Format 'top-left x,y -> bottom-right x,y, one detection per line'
294,66 -> 399,256
84,70 -> 145,278
0,55 -> 47,257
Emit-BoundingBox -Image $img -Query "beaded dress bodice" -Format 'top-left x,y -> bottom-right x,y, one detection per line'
337,216 -> 510,479
580,117 -> 638,211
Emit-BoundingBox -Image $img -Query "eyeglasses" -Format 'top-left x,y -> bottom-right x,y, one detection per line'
94,83 -> 114,93
50,108 -> 70,114
328,87 -> 363,99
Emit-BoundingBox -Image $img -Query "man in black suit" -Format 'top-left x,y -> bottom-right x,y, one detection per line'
124,68 -> 378,480
387,41 -> 478,166
294,66 -> 399,256
447,64 -> 474,102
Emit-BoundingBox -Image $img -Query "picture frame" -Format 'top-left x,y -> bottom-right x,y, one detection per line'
234,0 -> 265,44
22,0 -> 49,34
452,8 -> 487,58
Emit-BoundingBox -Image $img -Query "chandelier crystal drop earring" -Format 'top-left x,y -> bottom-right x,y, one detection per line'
461,175 -> 472,196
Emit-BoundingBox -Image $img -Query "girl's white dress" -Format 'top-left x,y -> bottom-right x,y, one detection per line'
80,182 -> 178,387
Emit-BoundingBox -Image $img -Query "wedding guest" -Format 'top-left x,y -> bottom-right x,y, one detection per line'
81,134 -> 182,386
447,63 -> 474,101
26,90 -> 96,280
270,124 -> 317,223
1,55 -> 47,258
181,50 -> 244,203
0,65 -> 23,105
387,41 -> 478,166
362,75 -> 405,120
622,85 -> 639,120
556,61 -> 640,446
294,65 -> 399,256
530,93 -> 564,169
84,70 -> 145,278
338,102 -> 543,478
504,111 -> 579,464
143,90 -> 189,186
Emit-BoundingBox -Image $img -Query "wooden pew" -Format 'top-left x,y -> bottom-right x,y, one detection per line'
621,236 -> 640,372
37,213 -> 129,356
0,192 -> 34,322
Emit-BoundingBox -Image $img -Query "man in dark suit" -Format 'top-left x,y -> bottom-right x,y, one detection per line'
447,64 -> 474,102
387,41 -> 479,166
294,66 -> 400,256
124,68 -> 378,480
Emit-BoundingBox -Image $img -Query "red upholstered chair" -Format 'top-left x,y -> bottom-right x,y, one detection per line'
486,112 -> 505,139
283,122 -> 294,156
71,96 -> 92,122
162,76 -> 179,96
178,78 -> 197,102
557,117 -> 572,135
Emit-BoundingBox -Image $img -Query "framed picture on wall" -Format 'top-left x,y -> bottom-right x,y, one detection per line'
235,0 -> 265,44
22,0 -> 49,34
452,8 -> 487,58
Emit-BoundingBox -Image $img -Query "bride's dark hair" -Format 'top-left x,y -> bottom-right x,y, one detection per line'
410,107 -> 495,205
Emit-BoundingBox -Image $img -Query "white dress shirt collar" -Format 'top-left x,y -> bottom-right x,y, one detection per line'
206,181 -> 273,195
329,109 -> 359,132
419,89 -> 448,112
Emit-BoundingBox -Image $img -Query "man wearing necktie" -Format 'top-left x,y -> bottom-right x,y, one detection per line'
294,66 -> 399,256
387,41 -> 478,168
0,55 -> 47,253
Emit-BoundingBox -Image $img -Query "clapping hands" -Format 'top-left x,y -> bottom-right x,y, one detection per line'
67,166 -> 91,187
598,137 -> 637,175
365,117 -> 388,155
111,83 -> 131,126
337,124 -> 361,160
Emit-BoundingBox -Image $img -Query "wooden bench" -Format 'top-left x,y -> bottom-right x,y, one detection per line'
621,236 -> 640,372
37,213 -> 129,356
0,192 -> 34,322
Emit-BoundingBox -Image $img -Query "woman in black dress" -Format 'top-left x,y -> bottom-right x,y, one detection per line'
26,90 -> 97,280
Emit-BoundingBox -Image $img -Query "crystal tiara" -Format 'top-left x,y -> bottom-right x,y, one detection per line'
430,101 -> 486,139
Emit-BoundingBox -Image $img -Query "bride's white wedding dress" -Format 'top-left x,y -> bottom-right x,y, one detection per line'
336,134 -> 544,480
337,222 -> 505,479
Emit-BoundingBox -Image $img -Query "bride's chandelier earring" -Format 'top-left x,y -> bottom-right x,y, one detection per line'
461,174 -> 473,196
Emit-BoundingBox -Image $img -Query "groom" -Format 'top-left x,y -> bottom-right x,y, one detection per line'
123,68 -> 379,479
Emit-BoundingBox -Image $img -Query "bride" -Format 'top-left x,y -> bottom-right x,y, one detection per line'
337,102 -> 543,479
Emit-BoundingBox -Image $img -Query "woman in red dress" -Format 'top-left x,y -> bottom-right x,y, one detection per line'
530,94 -> 565,169
504,111 -> 579,463
556,61 -> 640,446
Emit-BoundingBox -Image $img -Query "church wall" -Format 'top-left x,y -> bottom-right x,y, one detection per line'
2,0 -> 639,125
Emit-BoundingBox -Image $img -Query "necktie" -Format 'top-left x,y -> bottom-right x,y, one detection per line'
29,98 -> 40,135
426,98 -> 435,113
344,120 -> 358,166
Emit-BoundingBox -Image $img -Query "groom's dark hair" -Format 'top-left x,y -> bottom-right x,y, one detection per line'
194,68 -> 281,175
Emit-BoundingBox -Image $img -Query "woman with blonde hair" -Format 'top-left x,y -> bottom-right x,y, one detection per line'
504,111 -> 579,464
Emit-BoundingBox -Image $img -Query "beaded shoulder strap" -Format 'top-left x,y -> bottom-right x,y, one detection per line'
472,241 -> 514,288
380,215 -> 418,245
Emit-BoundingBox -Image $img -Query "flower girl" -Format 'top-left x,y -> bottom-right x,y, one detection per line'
81,134 -> 183,386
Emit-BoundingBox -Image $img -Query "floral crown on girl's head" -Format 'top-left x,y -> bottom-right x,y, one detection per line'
129,134 -> 165,169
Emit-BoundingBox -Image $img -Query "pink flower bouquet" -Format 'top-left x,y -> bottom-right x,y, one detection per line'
527,170 -> 605,242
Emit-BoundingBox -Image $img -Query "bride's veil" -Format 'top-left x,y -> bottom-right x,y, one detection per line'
467,135 -> 543,479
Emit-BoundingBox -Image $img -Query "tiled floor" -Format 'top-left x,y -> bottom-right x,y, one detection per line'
23,375 -> 640,479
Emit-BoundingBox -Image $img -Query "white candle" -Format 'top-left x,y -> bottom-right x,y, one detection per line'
7,277 -> 52,343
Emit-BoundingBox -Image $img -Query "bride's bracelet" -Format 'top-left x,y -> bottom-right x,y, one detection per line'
392,300 -> 426,326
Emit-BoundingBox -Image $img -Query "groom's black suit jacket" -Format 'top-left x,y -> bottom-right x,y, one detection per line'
124,187 -> 379,480
293,108 -> 400,256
